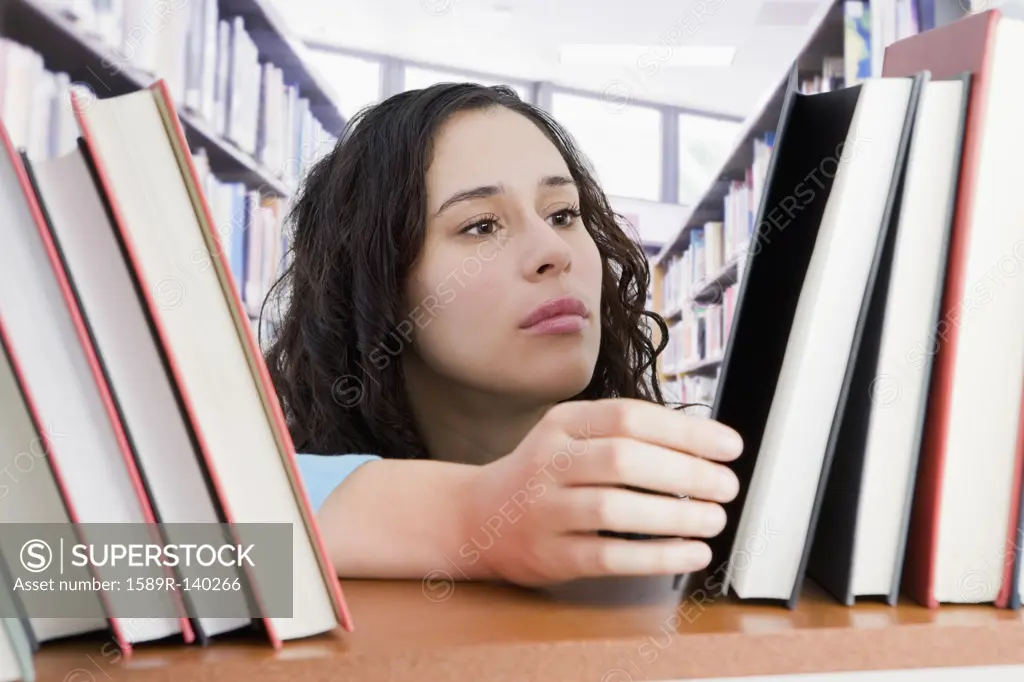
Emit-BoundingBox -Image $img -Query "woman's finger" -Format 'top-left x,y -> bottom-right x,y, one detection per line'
550,486 -> 728,538
557,437 -> 740,502
548,398 -> 744,463
557,534 -> 712,577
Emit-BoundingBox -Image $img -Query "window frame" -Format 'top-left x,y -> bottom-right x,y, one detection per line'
548,89 -> 666,203
302,41 -> 746,207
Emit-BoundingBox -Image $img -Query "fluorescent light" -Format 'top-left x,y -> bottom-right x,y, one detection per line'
559,44 -> 736,67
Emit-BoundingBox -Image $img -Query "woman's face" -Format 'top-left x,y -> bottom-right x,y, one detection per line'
403,106 -> 604,403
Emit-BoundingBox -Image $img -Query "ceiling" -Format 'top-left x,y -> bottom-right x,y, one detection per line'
276,0 -> 837,119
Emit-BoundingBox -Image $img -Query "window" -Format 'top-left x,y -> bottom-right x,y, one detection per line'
305,50 -> 383,122
677,113 -> 742,205
403,66 -> 531,102
550,92 -> 662,202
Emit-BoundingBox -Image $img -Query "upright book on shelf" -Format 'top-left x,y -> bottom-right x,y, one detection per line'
806,72 -> 970,606
882,8 -> 1024,609
705,67 -> 925,607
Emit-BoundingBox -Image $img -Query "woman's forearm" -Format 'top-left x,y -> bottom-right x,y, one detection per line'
315,458 -> 494,581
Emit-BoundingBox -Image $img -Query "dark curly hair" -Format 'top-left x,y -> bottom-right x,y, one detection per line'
262,82 -> 676,457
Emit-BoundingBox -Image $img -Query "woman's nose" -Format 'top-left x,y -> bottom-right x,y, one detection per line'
521,216 -> 573,281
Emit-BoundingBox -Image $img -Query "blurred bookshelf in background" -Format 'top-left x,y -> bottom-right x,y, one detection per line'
0,0 -> 346,340
651,0 -> 954,408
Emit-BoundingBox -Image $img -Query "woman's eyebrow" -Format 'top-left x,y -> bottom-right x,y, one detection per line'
435,184 -> 503,217
540,175 -> 576,189
434,176 -> 577,218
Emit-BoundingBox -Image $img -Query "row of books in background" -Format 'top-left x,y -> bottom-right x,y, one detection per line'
0,2 -> 329,330
783,0 -> 938,100
658,131 -> 774,398
21,0 -> 334,190
660,133 -> 774,314
0,37 -> 78,161
193,150 -> 290,321
841,0 -> 930,88
799,56 -> 846,94
763,0 -> 930,142
662,374 -> 718,412
786,6 -> 865,96
660,297 -> 736,375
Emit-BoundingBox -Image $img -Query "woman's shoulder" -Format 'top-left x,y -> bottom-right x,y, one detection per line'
296,452 -> 383,511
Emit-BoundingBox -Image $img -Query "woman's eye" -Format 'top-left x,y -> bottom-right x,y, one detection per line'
548,209 -> 579,228
464,220 -> 497,235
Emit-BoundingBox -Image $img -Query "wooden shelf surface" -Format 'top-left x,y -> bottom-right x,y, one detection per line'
32,577 -> 1024,682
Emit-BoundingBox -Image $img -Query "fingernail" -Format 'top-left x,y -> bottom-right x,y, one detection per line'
719,469 -> 739,499
685,542 -> 712,571
704,506 -> 727,535
720,429 -> 743,457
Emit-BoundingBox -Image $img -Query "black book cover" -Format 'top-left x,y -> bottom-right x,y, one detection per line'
701,77 -> 866,602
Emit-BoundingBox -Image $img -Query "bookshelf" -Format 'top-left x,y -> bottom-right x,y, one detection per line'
27,579 -> 1024,681
0,0 -> 347,335
0,0 -> 346,194
217,0 -> 346,136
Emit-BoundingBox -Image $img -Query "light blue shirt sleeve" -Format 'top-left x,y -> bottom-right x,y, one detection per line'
297,453 -> 382,512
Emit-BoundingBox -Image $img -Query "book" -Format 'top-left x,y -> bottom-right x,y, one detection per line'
0,291 -> 109,646
882,8 -> 1024,609
807,73 -> 970,606
0,116 -> 194,654
706,67 -> 924,606
22,141 -> 253,642
70,80 -> 352,646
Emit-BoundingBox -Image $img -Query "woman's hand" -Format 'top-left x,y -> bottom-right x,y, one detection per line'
455,398 -> 744,587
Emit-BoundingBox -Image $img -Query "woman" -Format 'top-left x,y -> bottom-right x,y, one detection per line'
263,82 -> 743,589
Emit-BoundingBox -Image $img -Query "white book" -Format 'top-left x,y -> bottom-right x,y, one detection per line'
0,326 -> 108,644
120,0 -> 161,76
214,19 -> 230,136
0,125 -> 186,646
28,147 -> 252,638
850,79 -> 966,598
74,84 -> 344,643
201,0 -> 220,124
